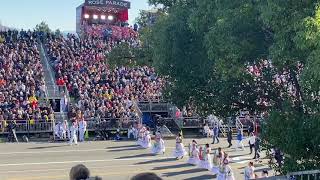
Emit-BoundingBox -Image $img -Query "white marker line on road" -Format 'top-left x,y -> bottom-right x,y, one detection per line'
0,148 -> 108,155
0,161 -> 180,174
0,147 -> 176,155
0,156 -> 175,167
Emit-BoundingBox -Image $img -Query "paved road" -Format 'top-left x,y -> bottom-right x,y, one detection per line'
0,137 -> 271,180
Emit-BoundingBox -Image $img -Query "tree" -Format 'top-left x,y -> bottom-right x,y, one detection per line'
55,29 -> 62,37
145,0 -> 320,173
34,21 -> 51,34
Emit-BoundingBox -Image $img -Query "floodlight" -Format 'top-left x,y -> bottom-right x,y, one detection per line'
93,14 -> 98,20
107,15 -> 114,21
101,15 -> 106,20
84,14 -> 90,19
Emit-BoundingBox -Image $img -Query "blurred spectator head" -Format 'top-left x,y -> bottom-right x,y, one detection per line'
69,164 -> 90,180
131,172 -> 162,180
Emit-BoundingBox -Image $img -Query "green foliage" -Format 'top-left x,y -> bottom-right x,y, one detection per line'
34,21 -> 51,34
142,0 -> 320,173
54,29 -> 62,37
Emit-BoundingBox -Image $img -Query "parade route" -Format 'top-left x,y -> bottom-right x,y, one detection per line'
0,138 -> 272,180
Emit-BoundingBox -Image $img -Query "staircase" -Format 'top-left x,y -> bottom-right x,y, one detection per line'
38,42 -> 69,123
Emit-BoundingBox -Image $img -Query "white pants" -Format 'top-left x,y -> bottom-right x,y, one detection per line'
79,128 -> 86,142
69,134 -> 78,145
236,140 -> 244,150
128,130 -> 134,139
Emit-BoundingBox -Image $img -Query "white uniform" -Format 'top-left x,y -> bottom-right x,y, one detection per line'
128,127 -> 137,139
62,121 -> 70,140
69,122 -> 78,145
78,120 -> 87,142
54,123 -> 63,139
151,132 -> 165,154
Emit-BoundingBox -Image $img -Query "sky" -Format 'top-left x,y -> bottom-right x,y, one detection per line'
0,0 -> 150,31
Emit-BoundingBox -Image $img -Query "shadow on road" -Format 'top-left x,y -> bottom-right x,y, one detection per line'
115,153 -> 156,159
182,174 -> 217,180
153,163 -> 192,170
28,145 -> 68,149
135,158 -> 177,165
106,144 -> 139,149
108,147 -> 142,152
162,168 -> 209,177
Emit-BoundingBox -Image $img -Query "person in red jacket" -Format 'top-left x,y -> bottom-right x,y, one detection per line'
56,77 -> 65,92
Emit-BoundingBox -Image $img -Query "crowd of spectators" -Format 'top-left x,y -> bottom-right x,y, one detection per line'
0,30 -> 54,127
83,23 -> 139,42
45,28 -> 164,122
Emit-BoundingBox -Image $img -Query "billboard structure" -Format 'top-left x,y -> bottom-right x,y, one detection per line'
76,0 -> 130,34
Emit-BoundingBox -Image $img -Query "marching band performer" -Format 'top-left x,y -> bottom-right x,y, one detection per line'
62,120 -> 70,140
140,127 -> 152,149
198,144 -> 213,170
172,133 -> 187,159
187,140 -> 200,165
151,131 -> 165,154
78,118 -> 87,142
69,121 -> 78,145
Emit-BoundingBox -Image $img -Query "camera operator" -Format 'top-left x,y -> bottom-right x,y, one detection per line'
7,120 -> 18,142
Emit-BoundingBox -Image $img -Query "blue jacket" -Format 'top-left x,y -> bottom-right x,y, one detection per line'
237,132 -> 243,141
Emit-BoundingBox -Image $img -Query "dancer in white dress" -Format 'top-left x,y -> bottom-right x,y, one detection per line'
213,147 -> 224,166
211,154 -> 235,180
172,133 -> 187,159
137,125 -> 145,146
140,127 -> 152,149
187,140 -> 200,165
198,144 -> 213,170
151,131 -> 165,154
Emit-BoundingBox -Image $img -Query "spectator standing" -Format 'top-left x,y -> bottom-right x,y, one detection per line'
236,129 -> 245,150
248,133 -> 256,154
227,128 -> 233,148
253,136 -> 261,161
212,125 -> 219,144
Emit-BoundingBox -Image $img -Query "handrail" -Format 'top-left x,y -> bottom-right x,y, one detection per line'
133,101 -> 143,124
236,117 -> 243,131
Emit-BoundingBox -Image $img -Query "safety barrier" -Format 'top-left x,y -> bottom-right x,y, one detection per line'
85,118 -> 140,131
138,101 -> 171,112
0,120 -> 55,134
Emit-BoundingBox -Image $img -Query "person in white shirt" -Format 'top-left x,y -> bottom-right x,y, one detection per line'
248,133 -> 256,154
62,120 -> 69,140
127,125 -> 136,139
244,161 -> 255,180
203,124 -> 210,137
54,122 -> 63,139
69,121 -> 78,145
78,119 -> 87,142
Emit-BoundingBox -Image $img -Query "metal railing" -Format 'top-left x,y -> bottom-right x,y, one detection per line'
138,102 -> 171,112
236,117 -> 244,131
287,170 -> 320,180
85,118 -> 140,131
181,117 -> 203,128
0,120 -> 55,134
